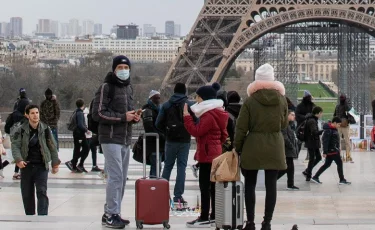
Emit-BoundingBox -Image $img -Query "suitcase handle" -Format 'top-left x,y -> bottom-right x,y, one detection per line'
142,133 -> 160,179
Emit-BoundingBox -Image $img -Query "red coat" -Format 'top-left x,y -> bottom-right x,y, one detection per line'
184,108 -> 229,163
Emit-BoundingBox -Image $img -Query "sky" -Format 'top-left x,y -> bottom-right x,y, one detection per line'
0,0 -> 204,35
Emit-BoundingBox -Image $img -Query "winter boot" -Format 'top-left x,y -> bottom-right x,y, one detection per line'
260,221 -> 271,230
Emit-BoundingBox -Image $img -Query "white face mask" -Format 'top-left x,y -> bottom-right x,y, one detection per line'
116,69 -> 130,81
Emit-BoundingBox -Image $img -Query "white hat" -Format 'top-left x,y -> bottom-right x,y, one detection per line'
255,63 -> 275,81
149,90 -> 160,99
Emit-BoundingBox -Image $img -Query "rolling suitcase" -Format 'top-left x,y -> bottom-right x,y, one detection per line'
135,133 -> 170,229
215,181 -> 244,230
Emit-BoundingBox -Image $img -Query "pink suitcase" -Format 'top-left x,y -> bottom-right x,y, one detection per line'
135,133 -> 170,229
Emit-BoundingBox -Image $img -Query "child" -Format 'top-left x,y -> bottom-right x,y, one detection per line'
311,117 -> 351,185
277,110 -> 299,190
0,129 -> 9,178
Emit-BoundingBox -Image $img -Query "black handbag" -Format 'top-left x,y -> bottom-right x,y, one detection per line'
132,135 -> 151,165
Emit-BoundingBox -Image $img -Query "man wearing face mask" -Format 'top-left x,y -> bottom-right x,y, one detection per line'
92,55 -> 140,229
141,90 -> 165,177
40,88 -> 61,150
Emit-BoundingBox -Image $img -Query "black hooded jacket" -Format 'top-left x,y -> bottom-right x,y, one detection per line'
92,72 -> 134,145
322,123 -> 340,155
226,103 -> 242,145
295,97 -> 315,127
304,114 -> 323,149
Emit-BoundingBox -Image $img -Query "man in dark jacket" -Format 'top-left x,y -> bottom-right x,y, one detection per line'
156,83 -> 193,206
65,99 -> 90,173
40,88 -> 61,150
92,55 -> 139,229
372,99 -> 375,125
142,90 -> 165,177
302,107 -> 324,181
13,88 -> 31,123
311,117 -> 351,185
295,90 -> 315,161
334,94 -> 353,163
12,88 -> 31,179
11,104 -> 60,215
277,110 -> 299,190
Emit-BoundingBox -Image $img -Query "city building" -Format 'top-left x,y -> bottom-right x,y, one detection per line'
53,37 -> 183,62
69,19 -> 80,36
0,22 -> 9,37
9,17 -> 23,37
235,50 -> 338,82
61,23 -> 70,37
94,23 -> 102,35
115,24 -> 139,39
165,21 -> 175,37
53,38 -> 93,56
51,20 -> 59,37
174,24 -> 181,37
38,19 -> 51,33
143,24 -> 156,37
82,20 -> 94,35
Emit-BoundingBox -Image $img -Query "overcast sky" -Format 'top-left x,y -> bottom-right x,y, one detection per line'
0,0 -> 204,35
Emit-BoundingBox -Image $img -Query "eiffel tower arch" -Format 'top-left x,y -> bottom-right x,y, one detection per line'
160,0 -> 375,112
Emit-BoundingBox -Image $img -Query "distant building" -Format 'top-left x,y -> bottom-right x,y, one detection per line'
38,19 -> 51,33
82,20 -> 94,35
0,22 -> 9,37
174,24 -> 181,37
61,23 -> 70,37
35,32 -> 56,38
51,21 -> 59,37
69,19 -> 80,36
143,24 -> 156,37
370,39 -> 375,61
116,24 -> 139,40
94,23 -> 102,35
10,17 -> 23,37
165,21 -> 174,37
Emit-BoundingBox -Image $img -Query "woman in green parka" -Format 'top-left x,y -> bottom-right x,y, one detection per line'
234,63 -> 288,230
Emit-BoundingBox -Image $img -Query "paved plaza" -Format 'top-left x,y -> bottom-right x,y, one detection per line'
0,149 -> 375,230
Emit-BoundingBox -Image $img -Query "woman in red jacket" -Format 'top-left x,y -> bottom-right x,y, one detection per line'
184,83 -> 229,228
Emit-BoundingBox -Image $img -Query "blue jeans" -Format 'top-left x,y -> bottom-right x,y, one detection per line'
50,128 -> 59,150
161,142 -> 190,199
150,152 -> 163,178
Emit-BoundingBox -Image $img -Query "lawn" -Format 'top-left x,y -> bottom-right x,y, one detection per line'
314,102 -> 337,121
298,83 -> 332,98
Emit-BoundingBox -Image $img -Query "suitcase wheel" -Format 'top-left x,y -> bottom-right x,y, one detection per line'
136,221 -> 143,229
163,221 -> 171,229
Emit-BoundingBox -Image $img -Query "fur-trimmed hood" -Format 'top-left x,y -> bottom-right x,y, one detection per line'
247,80 -> 285,97
191,99 -> 224,118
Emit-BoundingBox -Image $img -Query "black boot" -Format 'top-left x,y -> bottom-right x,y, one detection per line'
291,224 -> 298,230
242,221 -> 256,230
260,221 -> 271,230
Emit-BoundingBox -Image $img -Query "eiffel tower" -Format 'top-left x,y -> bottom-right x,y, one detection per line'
160,0 -> 375,112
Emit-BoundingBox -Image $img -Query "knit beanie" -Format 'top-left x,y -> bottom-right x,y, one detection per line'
217,90 -> 228,107
174,83 -> 187,95
149,90 -> 160,99
304,90 -> 312,98
255,63 -> 274,81
112,55 -> 131,72
196,83 -> 221,101
227,91 -> 241,104
45,88 -> 53,96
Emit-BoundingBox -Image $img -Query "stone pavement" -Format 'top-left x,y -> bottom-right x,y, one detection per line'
1,149 -> 375,230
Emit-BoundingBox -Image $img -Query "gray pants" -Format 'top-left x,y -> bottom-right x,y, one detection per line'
102,144 -> 130,215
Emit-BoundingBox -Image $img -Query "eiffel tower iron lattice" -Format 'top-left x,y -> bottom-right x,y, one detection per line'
160,0 -> 375,112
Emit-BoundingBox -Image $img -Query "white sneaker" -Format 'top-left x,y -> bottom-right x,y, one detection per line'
0,169 -> 4,178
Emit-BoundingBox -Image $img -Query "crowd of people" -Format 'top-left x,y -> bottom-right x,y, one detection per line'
0,55 -> 361,230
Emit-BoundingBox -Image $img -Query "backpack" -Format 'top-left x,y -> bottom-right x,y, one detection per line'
165,103 -> 186,141
87,83 -> 115,134
67,111 -> 77,132
4,113 -> 15,134
296,119 -> 308,142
